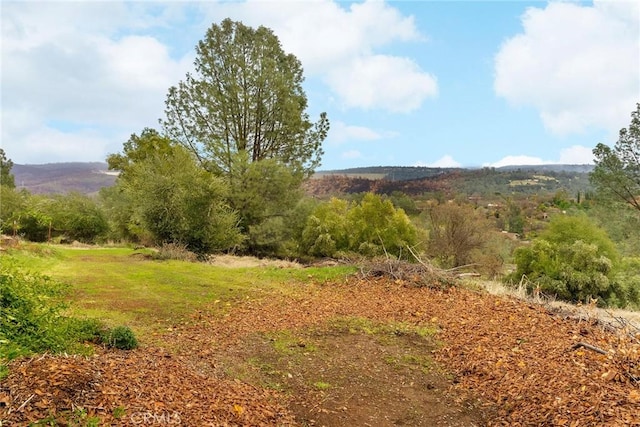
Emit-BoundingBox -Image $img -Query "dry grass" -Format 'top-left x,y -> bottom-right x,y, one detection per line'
207,254 -> 302,269
474,278 -> 640,329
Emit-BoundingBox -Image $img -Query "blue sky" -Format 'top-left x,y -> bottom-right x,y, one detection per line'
1,0 -> 638,169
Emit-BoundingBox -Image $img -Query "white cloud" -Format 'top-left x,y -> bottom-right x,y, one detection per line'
494,0 -> 640,135
415,155 -> 461,168
1,1 -> 193,163
485,145 -> 595,168
15,127 -> 115,164
485,156 -> 546,168
329,121 -> 383,144
558,145 -> 594,164
327,55 -> 438,112
341,150 -> 362,159
198,0 -> 436,113
1,1 -> 438,164
200,0 -> 422,75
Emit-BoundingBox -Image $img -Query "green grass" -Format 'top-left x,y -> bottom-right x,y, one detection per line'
313,381 -> 331,390
328,316 -> 438,338
3,245 -> 356,339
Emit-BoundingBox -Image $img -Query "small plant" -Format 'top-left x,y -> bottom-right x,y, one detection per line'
103,326 -> 138,350
313,381 -> 331,390
112,406 -> 126,419
0,362 -> 8,380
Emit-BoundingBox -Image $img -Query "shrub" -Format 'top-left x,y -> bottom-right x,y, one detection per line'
102,326 -> 138,350
0,262 -> 105,359
346,193 -> 418,258
508,215 -> 630,306
301,198 -> 349,257
154,242 -> 198,262
301,194 -> 419,258
425,203 -> 493,268
17,209 -> 51,242
49,193 -> 109,242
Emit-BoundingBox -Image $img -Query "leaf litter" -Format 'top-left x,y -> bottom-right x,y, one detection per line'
1,275 -> 638,426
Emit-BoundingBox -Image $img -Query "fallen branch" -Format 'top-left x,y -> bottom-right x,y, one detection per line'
13,393 -> 35,413
571,342 -> 607,355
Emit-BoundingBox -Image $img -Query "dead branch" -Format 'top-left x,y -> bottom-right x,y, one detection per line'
571,342 -> 607,355
13,393 -> 35,413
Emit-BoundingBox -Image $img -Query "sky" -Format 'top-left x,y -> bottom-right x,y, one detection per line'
1,0 -> 639,170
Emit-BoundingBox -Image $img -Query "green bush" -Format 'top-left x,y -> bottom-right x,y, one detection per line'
49,193 -> 109,242
102,326 -> 138,350
508,215 -> 637,306
301,194 -> 419,258
0,263 -> 105,360
17,209 -> 51,242
302,198 -> 349,257
0,185 -> 26,233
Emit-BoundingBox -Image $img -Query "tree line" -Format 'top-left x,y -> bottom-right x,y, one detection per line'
0,19 -> 639,308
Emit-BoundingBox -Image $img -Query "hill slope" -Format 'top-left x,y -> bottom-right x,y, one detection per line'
12,162 -> 117,194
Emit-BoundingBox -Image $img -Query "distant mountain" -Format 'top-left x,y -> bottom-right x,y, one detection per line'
308,164 -> 593,197
495,164 -> 594,173
314,166 -> 459,181
12,162 -> 117,195
9,162 -> 594,196
314,164 -> 593,180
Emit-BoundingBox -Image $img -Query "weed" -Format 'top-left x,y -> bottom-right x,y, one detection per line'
112,406 -> 126,419
0,362 -> 8,380
384,354 -> 433,373
313,381 -> 331,390
102,326 -> 138,350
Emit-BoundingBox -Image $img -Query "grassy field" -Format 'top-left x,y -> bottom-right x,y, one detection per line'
3,245 -> 355,339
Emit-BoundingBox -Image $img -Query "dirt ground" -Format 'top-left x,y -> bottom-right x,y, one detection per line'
2,277 -> 639,426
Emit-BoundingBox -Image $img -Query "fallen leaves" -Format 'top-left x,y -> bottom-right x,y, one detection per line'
1,276 -> 638,426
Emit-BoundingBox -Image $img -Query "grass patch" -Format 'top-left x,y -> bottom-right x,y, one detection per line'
328,316 -> 438,338
2,244 -> 355,340
313,381 -> 331,390
267,330 -> 317,356
384,354 -> 433,373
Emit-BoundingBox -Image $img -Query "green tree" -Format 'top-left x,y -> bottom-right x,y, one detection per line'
505,200 -> 525,235
107,128 -> 173,179
509,215 -> 626,305
591,103 -> 640,211
49,193 -> 109,242
0,186 -> 26,234
17,202 -> 52,243
227,152 -> 303,231
301,194 -> 418,258
116,142 -> 243,254
540,215 -> 619,263
302,198 -> 349,257
346,193 -> 418,257
0,148 -> 15,189
162,19 -> 328,178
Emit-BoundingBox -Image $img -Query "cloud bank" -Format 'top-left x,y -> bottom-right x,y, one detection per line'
494,0 -> 640,136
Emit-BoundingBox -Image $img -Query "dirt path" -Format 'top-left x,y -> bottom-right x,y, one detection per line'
2,277 -> 639,426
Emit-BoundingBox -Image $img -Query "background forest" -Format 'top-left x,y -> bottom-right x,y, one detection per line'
1,19 -> 639,311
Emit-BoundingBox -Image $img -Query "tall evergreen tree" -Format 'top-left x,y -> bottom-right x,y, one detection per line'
161,19 -> 328,178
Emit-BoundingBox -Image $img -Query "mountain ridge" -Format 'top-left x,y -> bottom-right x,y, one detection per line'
10,162 -> 594,195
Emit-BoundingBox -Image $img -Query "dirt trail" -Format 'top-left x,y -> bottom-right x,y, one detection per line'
2,277 -> 639,426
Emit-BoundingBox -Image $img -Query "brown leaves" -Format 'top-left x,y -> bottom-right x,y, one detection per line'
0,349 -> 296,426
1,277 -> 638,426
